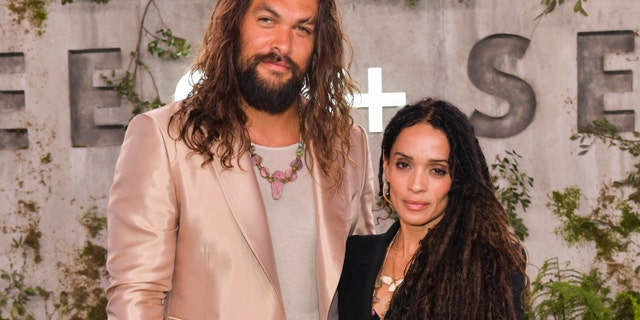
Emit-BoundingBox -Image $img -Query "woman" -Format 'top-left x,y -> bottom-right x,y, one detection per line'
338,98 -> 527,319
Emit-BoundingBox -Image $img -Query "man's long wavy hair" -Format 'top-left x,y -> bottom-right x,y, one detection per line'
169,0 -> 357,190
379,99 -> 528,319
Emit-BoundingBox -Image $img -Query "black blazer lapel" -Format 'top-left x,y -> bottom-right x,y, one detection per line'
339,220 -> 400,319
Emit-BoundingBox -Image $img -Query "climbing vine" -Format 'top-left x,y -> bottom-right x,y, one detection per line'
539,0 -> 589,17
102,0 -> 191,116
6,0 -> 592,36
2,0 -> 609,318
0,128 -> 55,319
2,0 -> 191,318
492,150 -> 534,241
6,0 -> 191,116
527,119 -> 640,319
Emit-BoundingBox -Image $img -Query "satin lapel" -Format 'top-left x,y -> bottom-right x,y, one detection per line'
312,148 -> 350,319
211,152 -> 282,295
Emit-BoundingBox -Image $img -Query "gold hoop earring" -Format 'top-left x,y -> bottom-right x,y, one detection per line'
382,180 -> 392,205
383,181 -> 399,219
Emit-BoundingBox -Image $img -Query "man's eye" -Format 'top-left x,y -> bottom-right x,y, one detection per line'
258,17 -> 274,24
296,26 -> 312,35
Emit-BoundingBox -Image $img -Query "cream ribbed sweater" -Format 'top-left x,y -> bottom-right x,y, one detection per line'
252,143 -> 318,320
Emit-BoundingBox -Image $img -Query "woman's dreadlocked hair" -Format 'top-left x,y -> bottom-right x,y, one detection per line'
379,98 -> 528,319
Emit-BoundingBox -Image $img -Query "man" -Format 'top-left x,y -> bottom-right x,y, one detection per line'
104,0 -> 375,319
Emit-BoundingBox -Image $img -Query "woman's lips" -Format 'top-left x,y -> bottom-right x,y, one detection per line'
403,200 -> 429,211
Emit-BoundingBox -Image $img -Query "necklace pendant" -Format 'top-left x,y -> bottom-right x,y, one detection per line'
380,275 -> 403,292
270,180 -> 284,200
388,280 -> 402,292
249,141 -> 304,200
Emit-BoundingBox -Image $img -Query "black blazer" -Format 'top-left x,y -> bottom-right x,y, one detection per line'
338,221 -> 400,319
337,220 -> 525,320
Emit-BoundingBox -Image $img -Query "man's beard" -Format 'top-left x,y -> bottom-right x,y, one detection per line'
237,53 -> 305,114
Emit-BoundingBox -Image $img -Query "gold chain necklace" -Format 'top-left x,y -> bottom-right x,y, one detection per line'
382,242 -> 403,291
372,234 -> 404,318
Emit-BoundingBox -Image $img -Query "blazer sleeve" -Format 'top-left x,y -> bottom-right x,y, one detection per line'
105,113 -> 179,319
351,124 -> 375,236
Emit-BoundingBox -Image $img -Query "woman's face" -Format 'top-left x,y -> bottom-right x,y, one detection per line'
384,123 -> 452,230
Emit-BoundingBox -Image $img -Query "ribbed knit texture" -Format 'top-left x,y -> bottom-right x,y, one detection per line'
252,143 -> 318,320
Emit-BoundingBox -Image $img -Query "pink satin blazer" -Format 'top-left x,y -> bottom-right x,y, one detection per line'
105,101 -> 375,319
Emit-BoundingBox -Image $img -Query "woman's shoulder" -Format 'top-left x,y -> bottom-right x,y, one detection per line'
347,232 -> 385,246
347,221 -> 399,249
342,233 -> 388,274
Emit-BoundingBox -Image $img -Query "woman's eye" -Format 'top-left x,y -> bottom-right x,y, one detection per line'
431,168 -> 448,176
395,162 -> 409,169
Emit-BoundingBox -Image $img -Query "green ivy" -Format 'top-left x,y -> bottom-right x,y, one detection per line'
531,119 -> 640,319
0,267 -> 47,320
102,0 -> 192,117
4,0 -> 606,318
491,150 -> 533,240
7,0 -> 592,36
528,257 -> 640,319
7,0 -> 192,117
148,28 -> 191,60
6,0 -> 50,36
538,0 -> 589,18
3,0 -> 188,318
7,0 -> 109,35
564,120 -> 640,286
528,258 -> 613,319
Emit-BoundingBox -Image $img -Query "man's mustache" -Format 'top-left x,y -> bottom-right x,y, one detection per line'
254,52 -> 297,70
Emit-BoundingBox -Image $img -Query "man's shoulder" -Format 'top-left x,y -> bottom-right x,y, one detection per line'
349,123 -> 367,138
346,123 -> 370,158
143,100 -> 182,119
127,101 -> 182,130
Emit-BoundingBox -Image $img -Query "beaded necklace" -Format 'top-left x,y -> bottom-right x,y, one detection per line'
249,141 -> 304,200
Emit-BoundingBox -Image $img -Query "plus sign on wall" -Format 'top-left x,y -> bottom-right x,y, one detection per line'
350,67 -> 407,133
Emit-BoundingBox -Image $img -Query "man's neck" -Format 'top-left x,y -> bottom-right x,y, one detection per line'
243,102 -> 301,147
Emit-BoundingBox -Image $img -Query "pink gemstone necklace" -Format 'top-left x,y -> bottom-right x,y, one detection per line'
249,141 -> 304,200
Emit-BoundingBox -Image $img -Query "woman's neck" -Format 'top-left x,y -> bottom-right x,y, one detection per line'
396,214 -> 443,257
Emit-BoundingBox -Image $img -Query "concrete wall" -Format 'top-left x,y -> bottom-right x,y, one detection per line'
343,0 -> 639,269
0,0 -> 638,315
